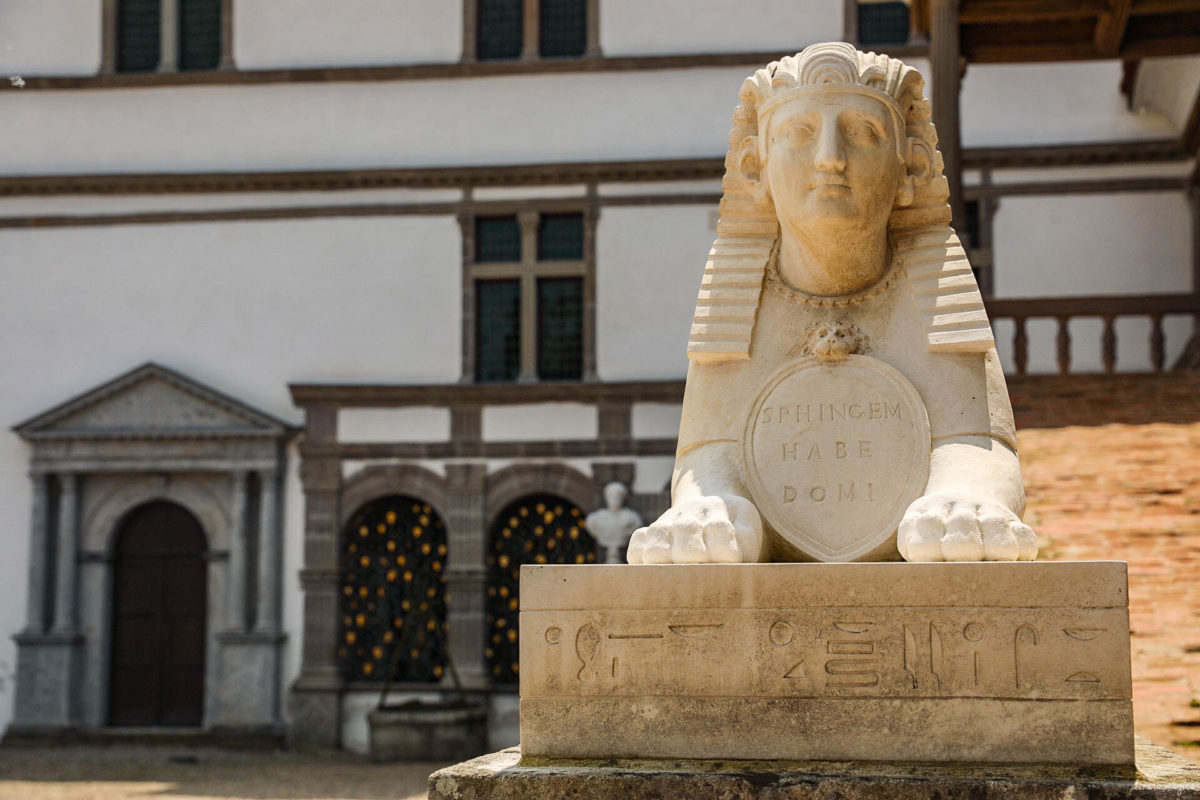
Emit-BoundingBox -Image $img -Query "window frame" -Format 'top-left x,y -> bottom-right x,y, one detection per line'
463,0 -> 600,63
460,204 -> 597,383
843,0 -> 919,48
102,0 -> 234,74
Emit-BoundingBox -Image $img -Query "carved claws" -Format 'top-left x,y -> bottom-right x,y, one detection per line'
627,494 -> 764,564
897,492 -> 1037,562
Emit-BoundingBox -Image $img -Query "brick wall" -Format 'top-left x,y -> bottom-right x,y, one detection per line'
1011,372 -> 1200,762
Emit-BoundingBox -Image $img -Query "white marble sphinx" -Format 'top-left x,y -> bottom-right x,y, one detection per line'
629,42 -> 1037,565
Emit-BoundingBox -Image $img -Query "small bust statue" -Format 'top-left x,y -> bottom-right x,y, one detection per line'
586,482 -> 644,564
628,42 -> 1036,565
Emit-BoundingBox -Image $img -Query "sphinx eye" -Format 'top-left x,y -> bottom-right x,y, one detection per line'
783,123 -> 815,144
845,120 -> 883,143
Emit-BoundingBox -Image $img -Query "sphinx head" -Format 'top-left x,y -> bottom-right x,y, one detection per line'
732,43 -> 938,239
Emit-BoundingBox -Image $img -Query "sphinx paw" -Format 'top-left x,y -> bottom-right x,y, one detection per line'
897,492 -> 1037,562
627,495 -> 763,564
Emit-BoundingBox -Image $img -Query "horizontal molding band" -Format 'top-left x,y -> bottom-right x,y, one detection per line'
13,46 -> 929,91
0,141 -> 1183,201
290,379 -> 685,407
0,193 -> 725,230
301,438 -> 680,459
0,173 -> 1182,231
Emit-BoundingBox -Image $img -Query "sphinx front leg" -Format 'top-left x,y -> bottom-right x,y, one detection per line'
627,442 -> 766,564
897,438 -> 1037,562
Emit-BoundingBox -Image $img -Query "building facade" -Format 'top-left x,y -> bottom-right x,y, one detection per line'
0,0 -> 1198,751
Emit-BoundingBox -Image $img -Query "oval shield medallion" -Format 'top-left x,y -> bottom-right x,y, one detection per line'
740,355 -> 930,562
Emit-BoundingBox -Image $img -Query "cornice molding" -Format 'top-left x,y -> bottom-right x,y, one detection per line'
11,46 -> 929,91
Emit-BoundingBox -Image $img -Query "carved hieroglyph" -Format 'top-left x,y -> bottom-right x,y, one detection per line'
628,42 -> 1036,564
519,563 -> 1134,765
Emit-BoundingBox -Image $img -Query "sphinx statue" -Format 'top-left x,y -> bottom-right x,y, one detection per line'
628,42 -> 1036,564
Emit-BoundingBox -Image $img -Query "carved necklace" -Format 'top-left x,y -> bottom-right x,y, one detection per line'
765,237 -> 900,308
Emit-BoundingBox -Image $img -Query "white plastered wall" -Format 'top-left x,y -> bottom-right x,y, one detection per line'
595,205 -> 714,381
235,0 -> 461,69
0,69 -> 744,175
962,61 -> 1178,146
599,0 -> 841,56
0,0 -> 101,75
0,214 -> 461,733
990,191 -> 1192,374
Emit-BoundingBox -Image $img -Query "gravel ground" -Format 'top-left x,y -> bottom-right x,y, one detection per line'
0,745 -> 448,800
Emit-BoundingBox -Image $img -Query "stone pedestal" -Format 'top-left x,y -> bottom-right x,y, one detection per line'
519,562 -> 1134,766
212,631 -> 285,730
427,739 -> 1200,800
9,632 -> 83,731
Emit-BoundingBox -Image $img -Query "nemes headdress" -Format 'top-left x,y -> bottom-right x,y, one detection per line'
687,42 -> 994,362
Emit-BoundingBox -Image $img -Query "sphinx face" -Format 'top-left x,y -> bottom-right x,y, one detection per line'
763,92 -> 904,238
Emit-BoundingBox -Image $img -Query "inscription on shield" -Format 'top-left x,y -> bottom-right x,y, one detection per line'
741,355 -> 930,562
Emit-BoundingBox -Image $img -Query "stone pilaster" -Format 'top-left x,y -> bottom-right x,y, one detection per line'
288,403 -> 343,748
22,473 -> 50,634
444,463 -> 489,689
227,471 -> 250,632
255,469 -> 281,634
51,473 -> 79,635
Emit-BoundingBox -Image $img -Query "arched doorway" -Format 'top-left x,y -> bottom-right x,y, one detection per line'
486,494 -> 596,684
108,501 -> 208,727
338,495 -> 449,683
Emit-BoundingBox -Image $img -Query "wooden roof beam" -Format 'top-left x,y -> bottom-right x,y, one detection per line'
1095,0 -> 1135,56
960,0 -> 1107,23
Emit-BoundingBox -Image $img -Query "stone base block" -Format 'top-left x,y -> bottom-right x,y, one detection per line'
519,562 -> 1134,765
426,740 -> 1200,800
213,632 -> 284,728
368,702 -> 488,762
11,633 -> 83,728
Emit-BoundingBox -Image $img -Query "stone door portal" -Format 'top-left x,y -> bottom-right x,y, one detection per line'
108,501 -> 208,727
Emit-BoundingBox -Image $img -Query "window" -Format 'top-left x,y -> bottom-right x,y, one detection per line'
485,495 -> 595,684
471,0 -> 596,61
856,1 -> 911,46
338,496 -> 449,683
467,210 -> 591,382
107,0 -> 230,73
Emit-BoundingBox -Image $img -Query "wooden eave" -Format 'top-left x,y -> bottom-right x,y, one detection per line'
917,0 -> 1200,62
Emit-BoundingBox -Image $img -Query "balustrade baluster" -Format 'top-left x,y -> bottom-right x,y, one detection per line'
1101,315 -> 1117,374
1013,316 -> 1028,377
1150,314 -> 1165,372
1055,316 -> 1071,375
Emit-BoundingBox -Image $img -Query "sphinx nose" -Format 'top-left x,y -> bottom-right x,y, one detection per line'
813,121 -> 847,172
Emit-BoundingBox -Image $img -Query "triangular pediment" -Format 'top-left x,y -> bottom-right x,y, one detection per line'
14,363 -> 293,440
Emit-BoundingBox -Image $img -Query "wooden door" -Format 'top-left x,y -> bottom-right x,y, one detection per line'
108,501 -> 207,727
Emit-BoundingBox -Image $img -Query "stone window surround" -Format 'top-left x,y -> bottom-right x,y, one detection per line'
288,383 -> 677,747
459,197 -> 599,383
100,0 -> 236,74
461,0 -> 601,63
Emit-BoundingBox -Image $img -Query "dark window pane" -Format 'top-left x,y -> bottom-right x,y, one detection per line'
476,280 -> 521,382
486,494 -> 596,684
180,0 -> 222,71
537,277 -> 583,380
963,199 -> 981,249
858,1 -> 910,45
338,496 -> 449,684
537,213 -> 583,261
539,0 -> 586,58
118,0 -> 161,73
476,216 -> 521,263
478,0 -> 523,61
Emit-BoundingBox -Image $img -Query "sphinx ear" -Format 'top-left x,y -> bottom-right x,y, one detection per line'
898,137 -> 934,207
736,136 -> 771,206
